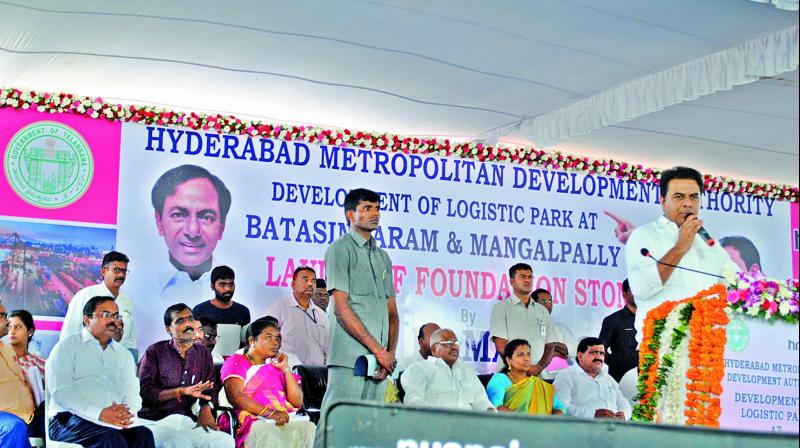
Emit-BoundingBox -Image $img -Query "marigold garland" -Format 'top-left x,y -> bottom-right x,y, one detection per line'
632,284 -> 728,427
685,288 -> 728,427
1,87 -> 797,203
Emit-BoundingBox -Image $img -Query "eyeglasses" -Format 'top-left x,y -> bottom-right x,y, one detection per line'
436,340 -> 460,347
110,268 -> 130,275
536,298 -> 553,303
172,316 -> 195,325
93,311 -> 121,320
0,312 -> 7,319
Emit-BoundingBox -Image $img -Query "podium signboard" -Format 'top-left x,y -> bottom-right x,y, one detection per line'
721,317 -> 799,433
323,401 -> 797,448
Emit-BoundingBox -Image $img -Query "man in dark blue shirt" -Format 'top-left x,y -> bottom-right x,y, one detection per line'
598,279 -> 638,382
192,266 -> 250,356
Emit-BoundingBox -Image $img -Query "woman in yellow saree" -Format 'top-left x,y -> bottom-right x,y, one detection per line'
486,339 -> 566,415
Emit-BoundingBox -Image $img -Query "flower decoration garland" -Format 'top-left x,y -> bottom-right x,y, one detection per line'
725,268 -> 800,324
1,87 -> 797,203
684,289 -> 729,427
632,284 -> 728,427
655,303 -> 694,425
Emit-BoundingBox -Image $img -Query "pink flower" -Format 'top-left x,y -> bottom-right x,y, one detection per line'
727,290 -> 742,304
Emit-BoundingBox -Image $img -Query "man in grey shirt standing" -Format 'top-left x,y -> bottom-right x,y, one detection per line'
316,188 -> 398,445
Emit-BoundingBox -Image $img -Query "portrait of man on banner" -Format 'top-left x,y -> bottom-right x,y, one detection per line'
150,164 -> 232,303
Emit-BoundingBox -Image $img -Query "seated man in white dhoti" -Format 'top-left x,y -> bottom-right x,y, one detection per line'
402,328 -> 495,412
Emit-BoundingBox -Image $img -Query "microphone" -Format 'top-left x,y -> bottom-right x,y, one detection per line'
640,248 -> 724,280
686,214 -> 715,247
697,227 -> 715,247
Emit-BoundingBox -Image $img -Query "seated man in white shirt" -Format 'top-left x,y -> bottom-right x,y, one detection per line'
60,251 -> 138,360
402,328 -> 495,412
553,337 -> 631,420
264,266 -> 328,366
46,296 -> 155,448
394,322 -> 440,378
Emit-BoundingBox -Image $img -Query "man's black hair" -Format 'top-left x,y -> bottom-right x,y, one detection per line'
102,251 -> 129,267
659,166 -> 703,198
211,265 -> 235,284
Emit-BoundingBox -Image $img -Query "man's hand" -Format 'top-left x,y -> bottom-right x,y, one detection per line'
527,342 -> 556,375
269,410 -> 290,426
99,402 -> 133,428
272,353 -> 290,372
594,408 -> 617,419
674,214 -> 703,254
552,342 -> 569,359
372,366 -> 389,381
374,348 -> 396,374
604,211 -> 636,244
195,405 -> 218,432
183,381 -> 214,401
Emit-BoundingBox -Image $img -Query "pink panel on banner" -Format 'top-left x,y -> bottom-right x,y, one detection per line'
33,319 -> 63,332
0,108 -> 120,224
792,202 -> 799,278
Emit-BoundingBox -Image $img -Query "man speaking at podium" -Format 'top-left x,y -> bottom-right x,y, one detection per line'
625,166 -> 738,343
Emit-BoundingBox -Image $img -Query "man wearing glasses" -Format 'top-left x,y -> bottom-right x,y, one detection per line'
553,337 -> 631,420
401,329 -> 495,411
532,288 -> 576,380
47,296 -> 155,447
265,266 -> 329,366
138,304 -> 234,448
60,251 -> 138,360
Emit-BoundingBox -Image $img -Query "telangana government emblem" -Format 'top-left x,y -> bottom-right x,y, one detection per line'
725,316 -> 750,352
4,121 -> 94,208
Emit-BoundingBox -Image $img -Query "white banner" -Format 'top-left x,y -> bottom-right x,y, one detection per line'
115,123 -> 795,431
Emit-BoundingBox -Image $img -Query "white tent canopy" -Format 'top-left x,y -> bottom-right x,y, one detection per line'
1,0 -> 797,185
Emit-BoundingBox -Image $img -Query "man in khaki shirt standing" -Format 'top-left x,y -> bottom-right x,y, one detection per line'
0,320 -> 35,447
315,188 -> 398,447
490,263 -> 564,375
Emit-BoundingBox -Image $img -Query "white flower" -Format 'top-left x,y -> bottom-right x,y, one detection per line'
779,301 -> 791,316
723,269 -> 736,284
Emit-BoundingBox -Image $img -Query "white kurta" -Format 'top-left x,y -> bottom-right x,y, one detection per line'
553,364 -> 632,419
60,282 -> 137,352
402,357 -> 495,411
625,215 -> 738,341
47,329 -> 141,420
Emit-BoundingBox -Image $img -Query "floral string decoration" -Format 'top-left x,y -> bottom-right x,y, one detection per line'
632,284 -> 729,427
632,296 -> 689,422
684,287 -> 728,427
725,267 -> 799,324
1,87 -> 797,203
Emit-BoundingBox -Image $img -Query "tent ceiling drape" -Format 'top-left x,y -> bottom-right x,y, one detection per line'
0,0 -> 797,184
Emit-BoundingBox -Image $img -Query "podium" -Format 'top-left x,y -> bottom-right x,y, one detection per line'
633,280 -> 799,434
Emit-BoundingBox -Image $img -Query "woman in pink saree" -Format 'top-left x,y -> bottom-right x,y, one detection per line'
220,317 -> 315,448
